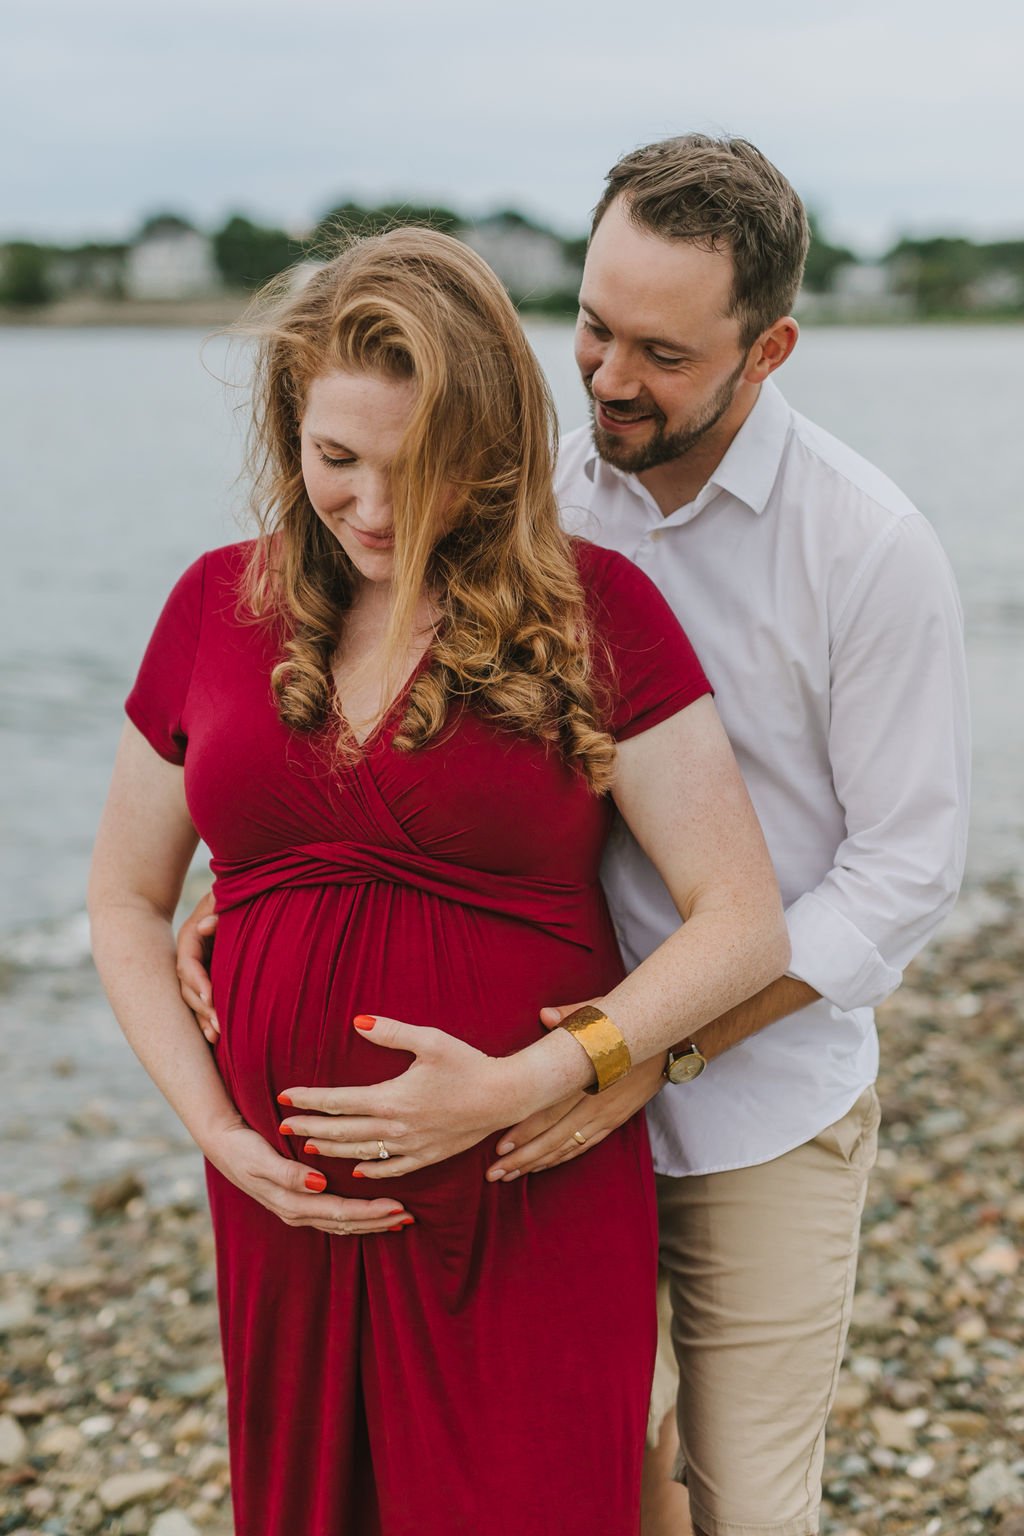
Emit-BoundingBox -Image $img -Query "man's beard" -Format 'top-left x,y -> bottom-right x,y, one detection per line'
586,356 -> 747,474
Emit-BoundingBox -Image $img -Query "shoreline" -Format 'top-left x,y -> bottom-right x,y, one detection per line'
1,881 -> 1022,1532
2,298 -> 1022,331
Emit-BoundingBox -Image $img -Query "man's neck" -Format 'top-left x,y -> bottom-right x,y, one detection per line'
637,381 -> 761,518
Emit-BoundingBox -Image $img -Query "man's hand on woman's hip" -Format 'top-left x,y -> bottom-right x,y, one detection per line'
176,888 -> 218,1042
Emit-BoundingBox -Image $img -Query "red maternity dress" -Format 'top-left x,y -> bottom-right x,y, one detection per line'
126,537 -> 710,1536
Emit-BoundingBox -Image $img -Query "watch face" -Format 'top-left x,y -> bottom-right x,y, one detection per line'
667,1050 -> 706,1084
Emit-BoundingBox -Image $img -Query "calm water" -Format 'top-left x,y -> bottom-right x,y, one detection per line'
1,323 -> 1022,946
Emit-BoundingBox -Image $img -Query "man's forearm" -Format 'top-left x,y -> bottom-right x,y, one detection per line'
687,975 -> 820,1063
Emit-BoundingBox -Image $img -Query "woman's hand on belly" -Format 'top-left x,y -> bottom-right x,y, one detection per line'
204,1120 -> 412,1233
275,1011 -> 586,1179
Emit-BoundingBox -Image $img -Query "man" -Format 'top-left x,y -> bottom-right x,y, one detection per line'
488,135 -> 968,1536
178,136 -> 969,1536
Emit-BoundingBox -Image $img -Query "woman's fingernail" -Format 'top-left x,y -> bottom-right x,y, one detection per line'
388,1223 -> 407,1232
496,1140 -> 514,1155
199,992 -> 209,1004
353,1014 -> 376,1030
279,1124 -> 295,1136
276,1092 -> 293,1107
400,1216 -> 415,1226
487,1168 -> 505,1181
303,1141 -> 320,1155
386,1207 -> 404,1217
210,1013 -> 219,1031
305,1171 -> 327,1192
352,1170 -> 366,1179
504,1169 -> 522,1181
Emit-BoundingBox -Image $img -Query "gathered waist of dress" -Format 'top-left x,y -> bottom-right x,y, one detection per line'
210,840 -> 601,950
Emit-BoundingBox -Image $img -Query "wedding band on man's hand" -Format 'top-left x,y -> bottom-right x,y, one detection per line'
572,1130 -> 588,1146
377,1140 -> 390,1161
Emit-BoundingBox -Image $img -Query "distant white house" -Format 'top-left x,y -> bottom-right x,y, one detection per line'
796,261 -> 912,322
460,215 -> 580,299
125,216 -> 220,300
965,269 -> 1024,311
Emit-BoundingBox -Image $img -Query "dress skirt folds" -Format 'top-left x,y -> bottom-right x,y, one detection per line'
126,539 -> 710,1536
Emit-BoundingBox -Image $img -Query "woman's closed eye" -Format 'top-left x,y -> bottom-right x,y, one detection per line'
318,450 -> 357,468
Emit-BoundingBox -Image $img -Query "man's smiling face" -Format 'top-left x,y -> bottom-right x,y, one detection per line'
575,196 -> 753,475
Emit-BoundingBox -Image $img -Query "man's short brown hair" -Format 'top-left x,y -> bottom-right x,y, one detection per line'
592,134 -> 810,348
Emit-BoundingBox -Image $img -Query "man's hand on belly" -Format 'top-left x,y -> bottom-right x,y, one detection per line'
485,1053 -> 666,1181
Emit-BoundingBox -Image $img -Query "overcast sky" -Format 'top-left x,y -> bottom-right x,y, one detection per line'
4,0 -> 1022,254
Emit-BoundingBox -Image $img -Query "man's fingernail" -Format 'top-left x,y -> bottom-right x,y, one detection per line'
496,1140 -> 514,1155
277,1092 -> 293,1107
303,1141 -> 320,1155
353,1015 -> 376,1030
305,1171 -> 327,1192
504,1169 -> 522,1181
487,1168 -> 505,1181
279,1124 -> 295,1136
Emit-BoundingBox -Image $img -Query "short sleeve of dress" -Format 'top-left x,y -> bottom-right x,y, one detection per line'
124,553 -> 207,764
575,539 -> 712,742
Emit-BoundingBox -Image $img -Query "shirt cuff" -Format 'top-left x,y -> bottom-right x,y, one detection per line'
784,892 -> 903,1012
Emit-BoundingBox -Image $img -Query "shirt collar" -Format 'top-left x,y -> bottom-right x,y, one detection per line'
580,378 -> 792,518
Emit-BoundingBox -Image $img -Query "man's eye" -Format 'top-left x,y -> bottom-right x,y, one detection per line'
649,352 -> 684,367
583,319 -> 610,340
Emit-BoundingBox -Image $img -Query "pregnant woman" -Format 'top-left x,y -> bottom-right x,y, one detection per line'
89,228 -> 788,1536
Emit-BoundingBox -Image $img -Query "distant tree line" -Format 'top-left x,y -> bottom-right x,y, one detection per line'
2,200 -> 1022,320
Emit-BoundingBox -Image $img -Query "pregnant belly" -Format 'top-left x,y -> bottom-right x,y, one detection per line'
208,882 -> 626,1186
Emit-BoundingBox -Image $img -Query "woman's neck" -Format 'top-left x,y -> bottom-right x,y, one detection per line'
332,581 -> 439,744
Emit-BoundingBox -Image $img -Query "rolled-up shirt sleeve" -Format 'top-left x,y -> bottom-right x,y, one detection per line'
785,513 -> 970,1012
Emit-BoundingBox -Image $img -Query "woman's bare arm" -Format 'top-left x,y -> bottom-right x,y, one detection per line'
88,723 -> 411,1233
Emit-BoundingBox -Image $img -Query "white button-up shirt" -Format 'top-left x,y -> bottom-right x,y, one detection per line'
556,379 -> 970,1176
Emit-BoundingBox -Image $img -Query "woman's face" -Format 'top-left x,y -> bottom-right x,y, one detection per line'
300,368 -> 418,586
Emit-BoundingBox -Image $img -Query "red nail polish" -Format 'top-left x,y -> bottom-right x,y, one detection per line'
303,1141 -> 320,1155
352,1170 -> 366,1179
277,1092 -> 293,1107
400,1216 -> 415,1226
305,1171 -> 327,1192
389,1223 -> 408,1232
386,1208 -> 404,1217
279,1124 -> 295,1136
353,1014 -> 376,1030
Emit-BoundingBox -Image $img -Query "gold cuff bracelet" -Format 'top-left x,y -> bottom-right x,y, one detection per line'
559,1005 -> 633,1095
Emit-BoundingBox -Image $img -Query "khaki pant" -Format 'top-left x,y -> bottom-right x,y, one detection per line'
654,1087 -> 880,1536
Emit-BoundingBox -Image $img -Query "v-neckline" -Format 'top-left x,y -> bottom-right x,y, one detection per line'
334,642 -> 436,751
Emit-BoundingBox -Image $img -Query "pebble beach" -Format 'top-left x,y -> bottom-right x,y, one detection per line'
1,881 -> 1021,1535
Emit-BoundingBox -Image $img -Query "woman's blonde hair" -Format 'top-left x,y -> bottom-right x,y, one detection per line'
242,225 -> 615,790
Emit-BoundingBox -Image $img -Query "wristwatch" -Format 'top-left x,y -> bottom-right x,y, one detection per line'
664,1042 -> 707,1084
